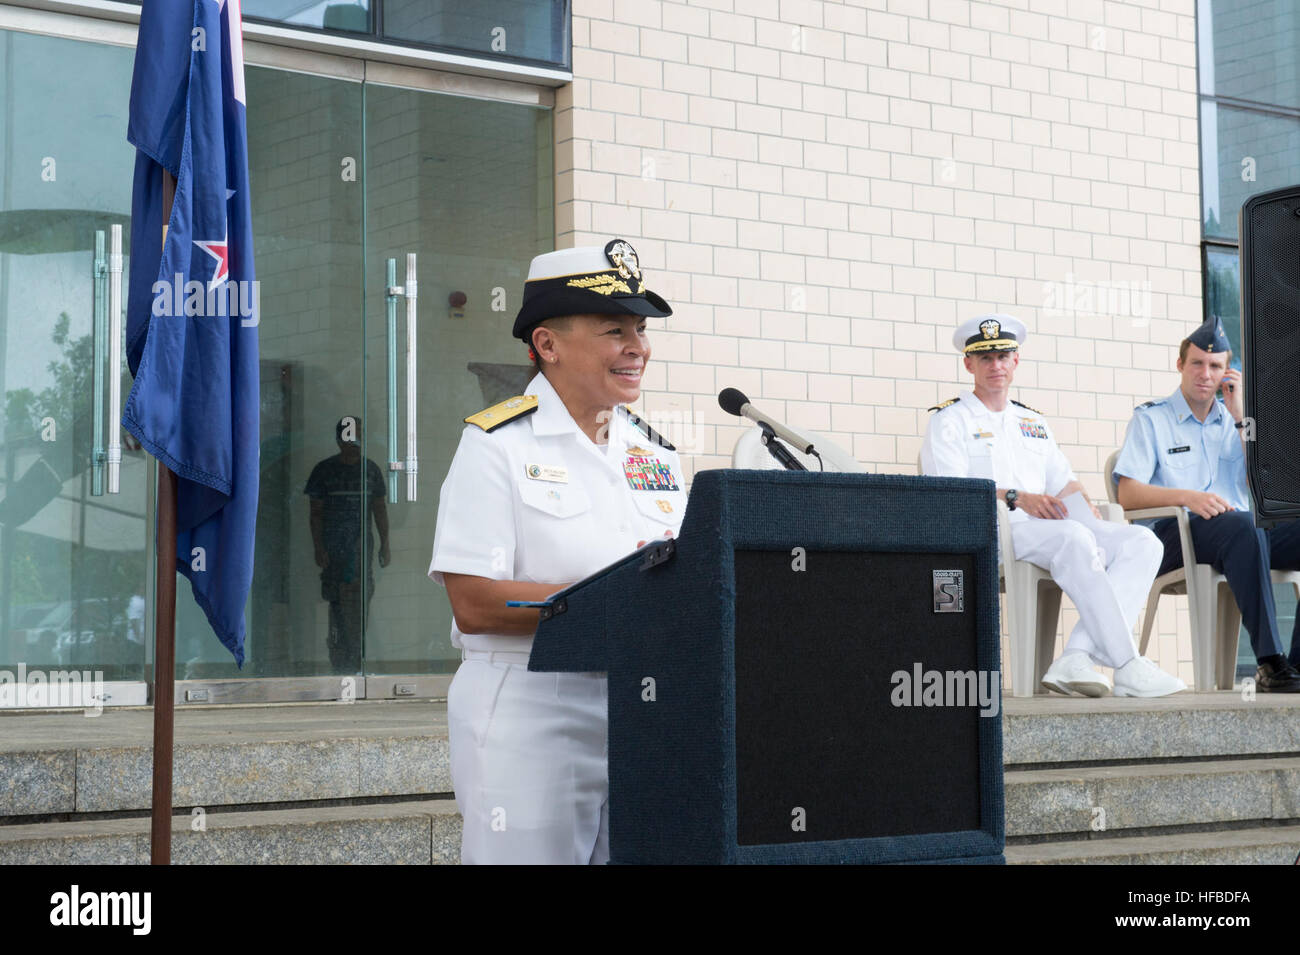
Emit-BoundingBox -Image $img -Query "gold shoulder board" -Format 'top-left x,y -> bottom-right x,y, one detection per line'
465,395 -> 539,433
927,396 -> 960,412
1010,399 -> 1043,415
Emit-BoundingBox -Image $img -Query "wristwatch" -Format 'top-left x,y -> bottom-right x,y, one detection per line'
1005,489 -> 1019,511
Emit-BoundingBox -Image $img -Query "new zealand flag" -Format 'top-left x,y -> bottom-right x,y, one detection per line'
124,0 -> 259,665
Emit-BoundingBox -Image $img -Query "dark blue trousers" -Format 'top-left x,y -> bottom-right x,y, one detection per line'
1152,511 -> 1300,665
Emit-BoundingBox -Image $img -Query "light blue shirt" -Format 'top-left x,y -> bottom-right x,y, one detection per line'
1112,387 -> 1249,514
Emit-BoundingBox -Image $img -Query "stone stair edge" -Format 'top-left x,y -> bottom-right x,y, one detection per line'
1006,755 -> 1300,783
0,798 -> 462,844
1006,825 -> 1300,864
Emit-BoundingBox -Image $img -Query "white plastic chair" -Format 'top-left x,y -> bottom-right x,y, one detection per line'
994,498 -> 1066,698
1105,450 -> 1300,690
730,426 -> 866,473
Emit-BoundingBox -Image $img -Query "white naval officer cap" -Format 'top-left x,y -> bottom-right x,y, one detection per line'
512,239 -> 672,341
952,313 -> 1027,354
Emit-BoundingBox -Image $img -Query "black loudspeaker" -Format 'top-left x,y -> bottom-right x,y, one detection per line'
1240,185 -> 1300,523
732,549 -> 985,846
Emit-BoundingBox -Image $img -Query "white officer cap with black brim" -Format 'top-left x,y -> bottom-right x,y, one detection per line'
952,313 -> 1027,354
512,239 -> 673,342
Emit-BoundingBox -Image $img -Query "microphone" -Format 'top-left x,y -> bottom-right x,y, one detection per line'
718,388 -> 817,455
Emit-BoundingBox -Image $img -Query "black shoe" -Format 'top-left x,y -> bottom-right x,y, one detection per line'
1256,659 -> 1300,692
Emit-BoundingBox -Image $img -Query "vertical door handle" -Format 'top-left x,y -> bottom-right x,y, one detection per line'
384,254 -> 419,504
92,230 -> 107,496
385,257 -> 401,504
404,253 -> 418,502
107,224 -> 123,494
92,225 -> 124,495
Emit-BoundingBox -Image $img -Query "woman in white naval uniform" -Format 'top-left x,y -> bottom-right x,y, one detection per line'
921,314 -> 1185,698
428,241 -> 686,864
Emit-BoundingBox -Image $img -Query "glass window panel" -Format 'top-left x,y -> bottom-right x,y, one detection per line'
173,66 -> 365,680
1200,101 -> 1300,241
383,0 -> 570,68
1204,246 -> 1241,362
0,30 -> 148,682
1201,0 -> 1300,106
243,0 -> 372,33
363,84 -> 554,675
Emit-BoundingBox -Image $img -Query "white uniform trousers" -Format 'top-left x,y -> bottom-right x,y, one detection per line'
447,657 -> 610,865
1010,518 -> 1163,669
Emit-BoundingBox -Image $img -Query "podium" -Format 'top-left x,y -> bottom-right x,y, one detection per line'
529,469 -> 1004,864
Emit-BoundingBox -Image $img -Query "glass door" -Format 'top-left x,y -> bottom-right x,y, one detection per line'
0,29 -> 148,705
170,63 -> 369,693
0,25 -> 553,704
362,81 -> 553,691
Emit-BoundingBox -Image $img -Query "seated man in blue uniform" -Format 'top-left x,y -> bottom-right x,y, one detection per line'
1113,316 -> 1300,692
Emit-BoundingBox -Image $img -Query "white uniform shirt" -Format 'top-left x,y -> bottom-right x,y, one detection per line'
920,390 -> 1076,524
429,372 -> 687,654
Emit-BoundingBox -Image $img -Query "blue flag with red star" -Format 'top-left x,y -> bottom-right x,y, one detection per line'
124,0 -> 259,665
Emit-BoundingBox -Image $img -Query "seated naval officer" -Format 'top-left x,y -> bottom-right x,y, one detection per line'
428,240 -> 687,864
921,313 -> 1185,698
1113,316 -> 1300,692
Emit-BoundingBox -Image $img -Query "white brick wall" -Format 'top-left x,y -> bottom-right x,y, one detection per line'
560,0 -> 1205,684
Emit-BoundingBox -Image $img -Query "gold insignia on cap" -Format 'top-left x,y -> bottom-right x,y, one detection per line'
980,318 -> 1001,340
566,273 -> 633,295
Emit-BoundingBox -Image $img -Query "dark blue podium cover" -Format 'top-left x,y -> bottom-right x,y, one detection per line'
529,469 -> 1004,864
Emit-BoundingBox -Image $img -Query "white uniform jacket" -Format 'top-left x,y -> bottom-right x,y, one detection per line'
429,371 -> 687,654
920,390 -> 1076,523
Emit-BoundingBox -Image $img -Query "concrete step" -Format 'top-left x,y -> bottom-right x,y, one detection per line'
1006,756 -> 1300,837
3,694 -> 1296,820
0,701 -> 451,818
1006,825 -> 1300,865
1002,692 -> 1300,766
0,799 -> 463,865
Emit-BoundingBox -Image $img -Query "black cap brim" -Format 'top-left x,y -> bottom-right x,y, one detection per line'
513,287 -> 672,341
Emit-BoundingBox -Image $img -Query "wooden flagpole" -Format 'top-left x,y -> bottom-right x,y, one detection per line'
150,169 -> 178,865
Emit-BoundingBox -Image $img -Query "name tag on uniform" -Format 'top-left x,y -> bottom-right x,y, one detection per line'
1167,446 -> 1190,454
525,463 -> 568,483
972,430 -> 993,439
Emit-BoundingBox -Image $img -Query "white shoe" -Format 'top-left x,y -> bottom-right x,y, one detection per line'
1113,656 -> 1187,698
1041,653 -> 1112,697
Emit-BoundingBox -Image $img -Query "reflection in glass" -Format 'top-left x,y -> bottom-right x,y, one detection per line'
1200,0 -> 1300,106
1200,102 -> 1300,241
0,30 -> 147,682
174,66 -> 364,680
243,0 -> 371,33
363,85 -> 553,675
305,415 -> 390,674
383,0 -> 570,67
1204,247 -> 1240,363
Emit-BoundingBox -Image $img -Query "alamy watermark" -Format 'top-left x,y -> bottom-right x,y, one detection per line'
151,273 -> 260,326
890,662 -> 1001,718
1042,272 -> 1151,326
0,663 -> 105,716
